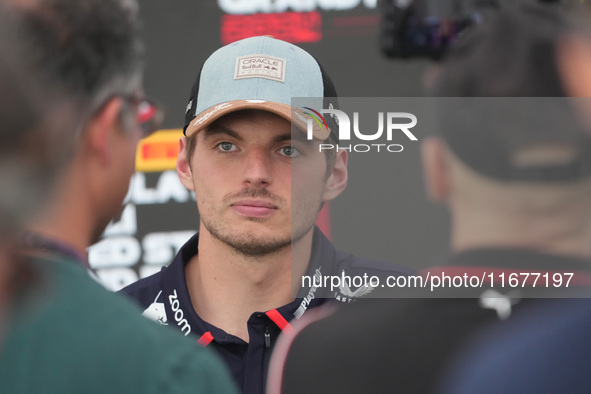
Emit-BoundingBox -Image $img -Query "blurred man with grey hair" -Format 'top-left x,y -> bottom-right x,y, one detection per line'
0,1 -> 237,392
0,8 -> 72,343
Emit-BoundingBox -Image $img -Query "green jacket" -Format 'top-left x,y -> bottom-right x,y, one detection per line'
0,255 -> 237,394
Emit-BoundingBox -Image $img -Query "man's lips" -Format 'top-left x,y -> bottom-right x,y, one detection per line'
230,199 -> 278,218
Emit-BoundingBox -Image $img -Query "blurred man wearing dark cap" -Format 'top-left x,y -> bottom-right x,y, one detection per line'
269,4 -> 591,394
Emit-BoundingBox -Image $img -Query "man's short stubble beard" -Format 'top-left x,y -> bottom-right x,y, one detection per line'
201,187 -> 318,258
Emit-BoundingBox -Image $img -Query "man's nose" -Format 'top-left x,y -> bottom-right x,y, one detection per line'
242,148 -> 272,186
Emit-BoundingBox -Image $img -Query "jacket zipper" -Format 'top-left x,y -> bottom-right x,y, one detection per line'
264,325 -> 271,348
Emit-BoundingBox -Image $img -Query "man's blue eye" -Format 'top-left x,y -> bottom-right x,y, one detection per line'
281,146 -> 299,157
219,142 -> 235,151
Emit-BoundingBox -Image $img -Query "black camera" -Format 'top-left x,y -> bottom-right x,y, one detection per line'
380,0 -> 582,60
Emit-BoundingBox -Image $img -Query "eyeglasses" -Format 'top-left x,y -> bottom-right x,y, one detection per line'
132,97 -> 164,137
90,94 -> 165,138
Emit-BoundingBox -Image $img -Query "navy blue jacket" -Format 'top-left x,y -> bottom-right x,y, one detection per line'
120,227 -> 413,394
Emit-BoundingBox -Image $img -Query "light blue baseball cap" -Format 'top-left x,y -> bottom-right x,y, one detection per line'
183,36 -> 337,140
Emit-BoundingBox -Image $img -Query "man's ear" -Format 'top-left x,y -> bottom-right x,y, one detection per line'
421,136 -> 450,203
557,36 -> 591,133
85,97 -> 125,165
557,35 -> 591,97
323,150 -> 348,202
177,137 -> 195,191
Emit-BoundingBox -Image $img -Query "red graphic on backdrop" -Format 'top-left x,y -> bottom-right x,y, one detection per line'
141,142 -> 178,161
221,12 -> 322,44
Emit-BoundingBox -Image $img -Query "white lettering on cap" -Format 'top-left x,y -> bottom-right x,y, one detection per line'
193,102 -> 233,126
235,54 -> 286,82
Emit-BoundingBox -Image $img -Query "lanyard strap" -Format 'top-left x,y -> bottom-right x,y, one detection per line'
265,309 -> 293,334
21,232 -> 89,269
196,309 -> 293,347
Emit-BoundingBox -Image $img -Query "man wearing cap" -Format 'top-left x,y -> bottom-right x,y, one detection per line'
2,0 -> 237,392
120,36 -> 413,393
271,4 -> 591,394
